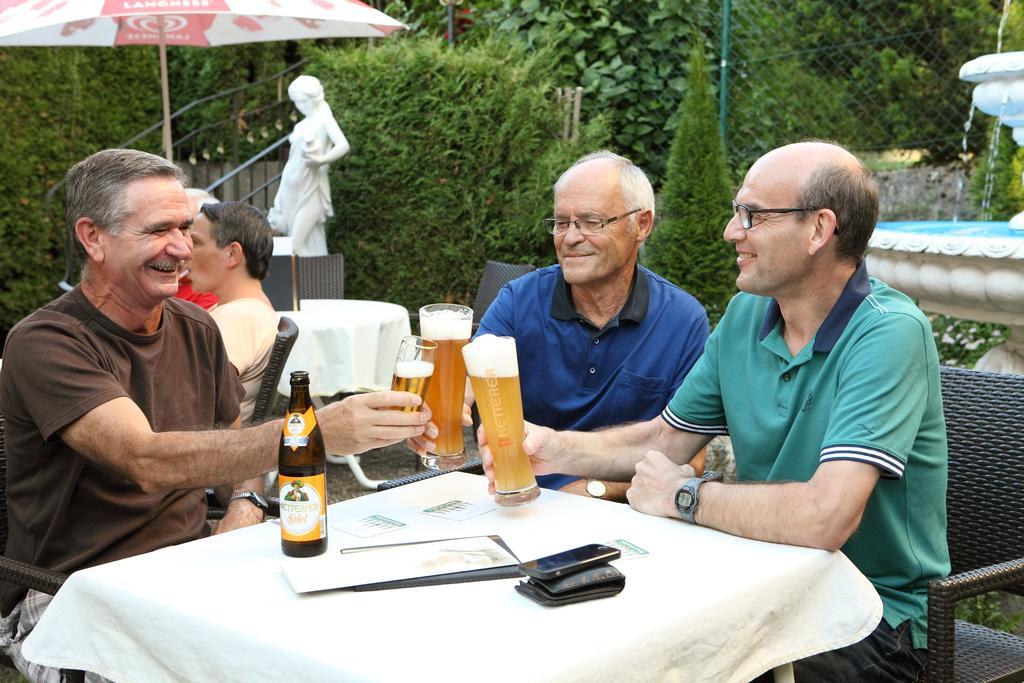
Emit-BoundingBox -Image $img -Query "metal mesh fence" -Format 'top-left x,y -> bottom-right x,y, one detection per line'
710,0 -> 1002,171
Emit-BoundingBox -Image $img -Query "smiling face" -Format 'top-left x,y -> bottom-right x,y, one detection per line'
723,147 -> 819,299
98,176 -> 193,310
553,159 -> 647,291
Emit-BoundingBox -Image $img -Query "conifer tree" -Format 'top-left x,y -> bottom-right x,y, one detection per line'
644,39 -> 736,324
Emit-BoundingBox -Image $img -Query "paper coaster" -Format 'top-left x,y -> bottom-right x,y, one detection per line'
420,499 -> 496,521
604,538 -> 650,559
334,514 -> 407,538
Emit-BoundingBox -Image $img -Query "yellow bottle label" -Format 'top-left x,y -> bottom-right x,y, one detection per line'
282,407 -> 317,451
279,473 -> 327,542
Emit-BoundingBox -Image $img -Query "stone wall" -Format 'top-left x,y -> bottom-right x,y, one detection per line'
874,163 -> 977,222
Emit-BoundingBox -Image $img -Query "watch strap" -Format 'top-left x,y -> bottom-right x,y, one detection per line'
675,471 -> 722,524
228,491 -> 269,512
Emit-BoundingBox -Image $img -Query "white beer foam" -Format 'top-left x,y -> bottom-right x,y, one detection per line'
462,334 -> 519,378
420,315 -> 472,341
395,359 -> 434,378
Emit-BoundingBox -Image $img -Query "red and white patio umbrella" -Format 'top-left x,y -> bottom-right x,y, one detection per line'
0,0 -> 405,158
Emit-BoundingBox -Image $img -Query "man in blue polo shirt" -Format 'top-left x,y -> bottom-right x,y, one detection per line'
480,141 -> 948,680
476,150 -> 709,500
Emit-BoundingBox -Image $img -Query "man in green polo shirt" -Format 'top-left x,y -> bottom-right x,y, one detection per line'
479,141 -> 949,680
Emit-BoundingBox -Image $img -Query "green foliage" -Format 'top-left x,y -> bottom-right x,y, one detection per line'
470,0 -> 710,186
167,44 -> 298,164
929,314 -> 1008,369
307,37 -> 609,309
723,0 -> 997,173
969,122 -> 1024,222
0,47 -> 162,343
644,40 -> 735,324
956,593 -> 1024,635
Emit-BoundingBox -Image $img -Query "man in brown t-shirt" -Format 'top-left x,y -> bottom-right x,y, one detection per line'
0,149 -> 429,681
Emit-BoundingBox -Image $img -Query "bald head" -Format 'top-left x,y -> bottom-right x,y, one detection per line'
749,141 -> 878,263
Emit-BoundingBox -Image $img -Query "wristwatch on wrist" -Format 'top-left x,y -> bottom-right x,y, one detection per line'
228,491 -> 270,514
674,471 -> 723,524
585,479 -> 608,499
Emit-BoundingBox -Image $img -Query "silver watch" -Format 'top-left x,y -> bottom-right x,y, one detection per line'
228,490 -> 269,513
674,471 -> 723,524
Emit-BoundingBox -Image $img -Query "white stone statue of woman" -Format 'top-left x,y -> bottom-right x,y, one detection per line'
268,75 -> 350,257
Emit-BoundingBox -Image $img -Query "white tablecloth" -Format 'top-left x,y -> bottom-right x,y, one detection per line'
23,473 -> 882,683
278,299 -> 411,396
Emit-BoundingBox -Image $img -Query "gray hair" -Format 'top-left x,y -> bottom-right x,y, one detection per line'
65,148 -> 185,260
554,150 -> 656,223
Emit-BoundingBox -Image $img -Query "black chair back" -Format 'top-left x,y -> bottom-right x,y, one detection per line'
471,260 -> 534,323
0,413 -> 7,556
249,316 -> 299,425
297,254 -> 345,301
939,365 -> 1024,583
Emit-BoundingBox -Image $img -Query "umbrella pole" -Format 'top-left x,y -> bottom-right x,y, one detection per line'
158,17 -> 173,161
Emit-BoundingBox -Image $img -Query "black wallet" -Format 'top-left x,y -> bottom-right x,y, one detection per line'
515,563 -> 625,606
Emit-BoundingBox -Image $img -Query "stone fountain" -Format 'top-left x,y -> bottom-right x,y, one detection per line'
866,51 -> 1024,374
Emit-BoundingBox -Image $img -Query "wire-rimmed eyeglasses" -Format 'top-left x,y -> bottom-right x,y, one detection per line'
544,208 -> 642,236
731,200 -> 825,231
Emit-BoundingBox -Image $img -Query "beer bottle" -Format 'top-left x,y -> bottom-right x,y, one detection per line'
278,371 -> 328,557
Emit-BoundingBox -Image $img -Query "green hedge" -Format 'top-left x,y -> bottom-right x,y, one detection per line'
0,47 -> 162,344
308,38 -> 609,309
469,0 -> 708,188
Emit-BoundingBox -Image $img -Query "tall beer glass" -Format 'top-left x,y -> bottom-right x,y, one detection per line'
390,336 -> 437,412
419,304 -> 473,470
462,334 -> 539,506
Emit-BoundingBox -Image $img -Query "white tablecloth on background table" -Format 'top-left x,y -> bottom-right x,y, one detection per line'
23,473 -> 882,683
277,299 -> 411,396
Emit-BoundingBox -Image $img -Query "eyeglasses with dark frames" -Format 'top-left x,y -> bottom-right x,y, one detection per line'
544,208 -> 643,236
731,200 -> 830,232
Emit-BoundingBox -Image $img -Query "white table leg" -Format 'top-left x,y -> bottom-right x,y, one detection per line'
327,454 -> 383,490
313,397 -> 383,490
773,663 -> 795,683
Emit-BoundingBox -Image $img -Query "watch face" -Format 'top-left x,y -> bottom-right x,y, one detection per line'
586,480 -> 607,498
676,489 -> 695,510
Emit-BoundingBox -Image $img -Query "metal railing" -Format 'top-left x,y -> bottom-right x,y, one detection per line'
205,134 -> 290,209
51,61 -> 305,291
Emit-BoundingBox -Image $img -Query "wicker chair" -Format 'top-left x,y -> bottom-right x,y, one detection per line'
471,260 -> 535,324
248,316 -> 299,425
206,315 -> 297,519
0,414 -> 82,680
0,415 -> 68,594
408,260 -> 535,331
925,365 -> 1024,682
377,457 -> 484,491
296,253 -> 344,301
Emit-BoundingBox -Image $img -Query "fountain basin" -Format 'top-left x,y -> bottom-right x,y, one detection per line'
867,221 -> 1024,372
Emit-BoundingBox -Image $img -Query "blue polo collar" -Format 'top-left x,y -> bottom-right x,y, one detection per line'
551,266 -> 649,328
757,260 -> 871,353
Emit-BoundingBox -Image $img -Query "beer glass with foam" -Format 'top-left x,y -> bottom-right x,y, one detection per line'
390,336 -> 437,412
419,304 -> 473,469
462,334 -> 539,506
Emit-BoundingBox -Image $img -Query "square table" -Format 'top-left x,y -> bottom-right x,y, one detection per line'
22,473 -> 881,682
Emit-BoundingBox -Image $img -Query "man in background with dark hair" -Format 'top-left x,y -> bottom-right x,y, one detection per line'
187,200 -> 278,424
176,188 -> 220,310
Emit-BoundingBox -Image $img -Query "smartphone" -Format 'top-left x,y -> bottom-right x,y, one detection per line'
519,543 -> 621,581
